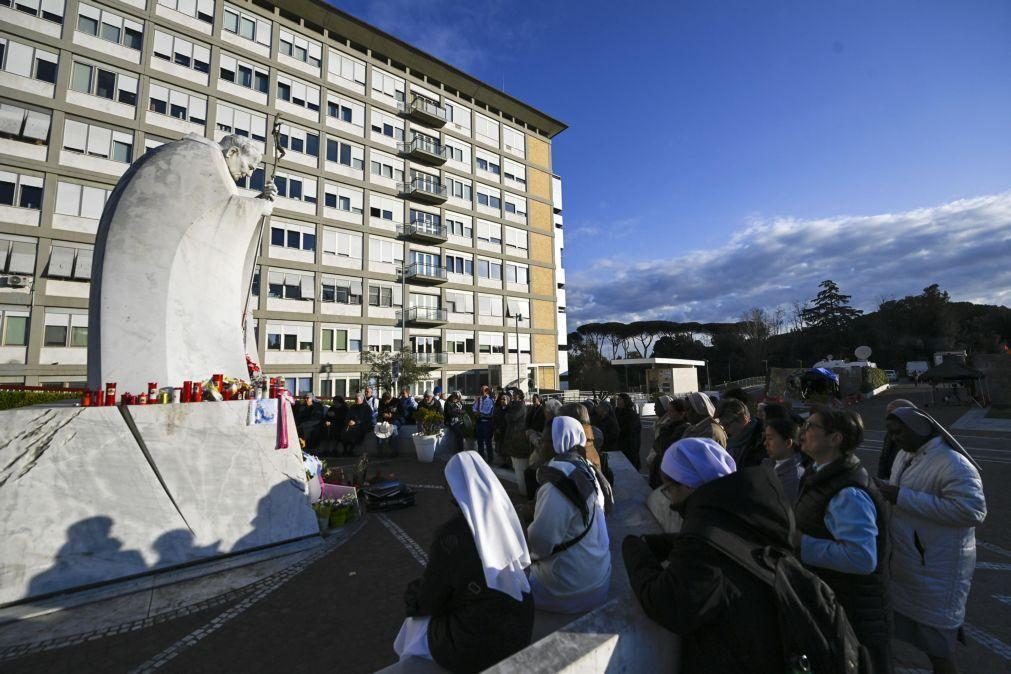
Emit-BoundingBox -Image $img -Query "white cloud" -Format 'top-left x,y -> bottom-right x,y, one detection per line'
567,192 -> 1011,326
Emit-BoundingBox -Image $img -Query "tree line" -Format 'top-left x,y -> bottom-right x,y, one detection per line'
566,281 -> 1011,390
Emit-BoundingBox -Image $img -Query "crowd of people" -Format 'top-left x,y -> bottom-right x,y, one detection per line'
293,384 -> 987,674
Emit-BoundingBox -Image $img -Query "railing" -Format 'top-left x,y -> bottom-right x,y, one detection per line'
397,135 -> 447,159
397,306 -> 448,323
397,177 -> 447,199
413,352 -> 448,365
398,221 -> 447,240
714,375 -> 767,391
403,262 -> 448,281
398,95 -> 448,122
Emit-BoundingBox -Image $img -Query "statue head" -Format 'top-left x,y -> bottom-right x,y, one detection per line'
219,135 -> 263,180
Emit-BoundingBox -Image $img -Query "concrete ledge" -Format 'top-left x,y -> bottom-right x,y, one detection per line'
377,452 -> 680,673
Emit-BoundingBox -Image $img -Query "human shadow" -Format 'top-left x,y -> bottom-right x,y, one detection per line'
27,515 -> 148,599
151,529 -> 221,570
230,478 -> 318,554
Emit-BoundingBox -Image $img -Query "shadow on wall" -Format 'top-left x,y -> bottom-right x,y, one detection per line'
25,480 -> 307,603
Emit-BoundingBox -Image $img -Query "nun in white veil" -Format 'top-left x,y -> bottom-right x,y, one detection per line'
393,451 -> 534,672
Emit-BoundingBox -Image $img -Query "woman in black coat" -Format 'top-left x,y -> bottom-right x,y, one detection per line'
394,452 -> 534,672
340,393 -> 373,456
323,395 -> 348,455
615,393 -> 642,469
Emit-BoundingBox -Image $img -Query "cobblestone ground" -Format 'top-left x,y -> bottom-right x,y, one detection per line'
3,386 -> 1008,673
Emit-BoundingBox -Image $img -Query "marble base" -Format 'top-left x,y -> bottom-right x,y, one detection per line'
0,401 -> 317,606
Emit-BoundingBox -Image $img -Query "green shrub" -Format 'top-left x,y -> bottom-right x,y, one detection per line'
414,406 -> 444,436
860,368 -> 888,393
0,390 -> 80,411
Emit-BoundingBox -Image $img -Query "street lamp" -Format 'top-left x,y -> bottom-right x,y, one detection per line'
505,307 -> 523,391
321,363 -> 332,398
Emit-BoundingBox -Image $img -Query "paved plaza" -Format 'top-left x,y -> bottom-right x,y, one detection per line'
1,385 -> 1009,673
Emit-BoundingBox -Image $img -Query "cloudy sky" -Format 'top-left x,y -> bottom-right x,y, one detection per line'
331,0 -> 1011,325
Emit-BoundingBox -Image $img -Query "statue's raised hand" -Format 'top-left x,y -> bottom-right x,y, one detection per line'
259,182 -> 278,215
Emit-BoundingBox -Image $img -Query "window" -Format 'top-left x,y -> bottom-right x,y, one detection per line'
445,214 -> 472,239
218,52 -> 269,94
152,30 -> 210,73
320,275 -> 363,305
507,332 -> 532,355
503,158 -> 526,189
0,102 -> 50,145
77,4 -> 143,50
278,28 -> 321,68
325,137 -> 363,168
505,262 -> 528,285
321,326 -> 360,352
475,112 -> 499,147
327,49 -> 366,91
70,61 -> 137,105
369,151 -> 404,182
323,182 -> 363,213
502,125 -> 525,158
444,138 -> 469,164
368,236 -> 403,265
367,326 -> 402,352
475,149 -> 501,175
0,235 -> 37,274
506,298 -> 530,322
503,193 -> 527,219
222,3 -> 271,46
54,181 -> 109,219
368,285 -> 394,308
444,101 -> 471,133
478,294 -> 502,318
0,170 -> 43,210
445,292 -> 474,315
157,0 -> 214,25
321,228 -> 362,259
326,93 -> 364,129
477,220 -> 502,245
148,82 -> 207,126
371,68 -> 405,103
368,193 -> 400,223
278,123 -> 320,157
265,322 -> 313,351
63,119 -> 133,163
215,101 -> 267,142
444,174 -> 472,202
0,38 -> 59,84
446,331 -> 475,354
0,308 -> 29,347
269,220 -> 315,252
410,209 -> 440,229
479,332 -> 504,354
266,270 -> 313,301
273,171 -> 317,204
476,258 -> 502,281
444,254 -> 473,276
476,185 -> 501,210
46,243 -> 93,280
276,73 -> 320,112
6,0 -> 64,23
505,226 -> 528,254
370,109 -> 403,141
43,311 -> 88,347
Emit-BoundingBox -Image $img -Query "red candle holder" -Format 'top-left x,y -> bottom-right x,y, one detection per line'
82,391 -> 92,407
105,383 -> 117,405
147,382 -> 158,400
191,381 -> 202,403
95,390 -> 105,407
181,381 -> 192,403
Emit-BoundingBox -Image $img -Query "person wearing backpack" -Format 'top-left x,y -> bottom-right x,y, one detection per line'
622,438 -> 794,673
796,407 -> 892,674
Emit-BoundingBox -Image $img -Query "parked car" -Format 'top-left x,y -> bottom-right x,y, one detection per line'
883,369 -> 898,382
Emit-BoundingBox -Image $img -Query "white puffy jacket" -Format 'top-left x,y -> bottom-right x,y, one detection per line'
888,436 -> 986,629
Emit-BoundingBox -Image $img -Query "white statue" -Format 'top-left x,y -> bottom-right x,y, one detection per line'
88,134 -> 277,394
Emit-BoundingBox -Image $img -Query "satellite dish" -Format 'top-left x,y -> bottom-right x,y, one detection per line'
854,345 -> 872,360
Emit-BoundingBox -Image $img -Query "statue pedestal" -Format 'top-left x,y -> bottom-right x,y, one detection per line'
0,401 -> 317,607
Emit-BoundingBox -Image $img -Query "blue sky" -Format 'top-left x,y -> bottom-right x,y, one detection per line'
330,0 -> 1011,325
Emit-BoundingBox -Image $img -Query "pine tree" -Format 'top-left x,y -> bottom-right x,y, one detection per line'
800,280 -> 863,333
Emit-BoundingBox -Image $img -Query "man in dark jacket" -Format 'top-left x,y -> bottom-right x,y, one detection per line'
592,400 -> 620,454
719,398 -> 766,468
623,438 -> 792,674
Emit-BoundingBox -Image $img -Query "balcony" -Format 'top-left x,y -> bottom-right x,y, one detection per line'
398,219 -> 448,244
413,352 -> 448,365
398,96 -> 447,127
398,177 -> 447,204
397,306 -> 449,326
398,135 -> 447,165
402,262 -> 448,285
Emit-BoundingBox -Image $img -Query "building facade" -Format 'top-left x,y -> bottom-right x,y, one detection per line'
0,0 -> 567,397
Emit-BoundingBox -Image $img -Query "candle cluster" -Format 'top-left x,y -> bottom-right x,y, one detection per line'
77,375 -> 289,407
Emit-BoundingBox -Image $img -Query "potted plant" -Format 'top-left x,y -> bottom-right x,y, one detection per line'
412,406 -> 444,463
313,500 -> 335,532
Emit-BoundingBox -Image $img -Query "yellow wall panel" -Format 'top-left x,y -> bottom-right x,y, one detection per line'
531,265 -> 554,296
529,199 -> 552,231
529,232 -> 553,264
532,299 -> 555,330
528,135 -> 551,169
533,333 -> 556,364
529,167 -> 551,200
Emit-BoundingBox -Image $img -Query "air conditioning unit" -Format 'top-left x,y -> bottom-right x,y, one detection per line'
7,275 -> 29,288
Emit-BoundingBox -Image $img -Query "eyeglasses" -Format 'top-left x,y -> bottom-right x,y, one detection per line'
802,420 -> 826,432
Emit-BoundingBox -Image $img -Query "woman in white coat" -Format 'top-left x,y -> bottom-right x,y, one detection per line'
527,416 -> 611,613
876,407 -> 986,674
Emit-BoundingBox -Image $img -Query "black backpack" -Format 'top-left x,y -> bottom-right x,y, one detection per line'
697,526 -> 864,674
